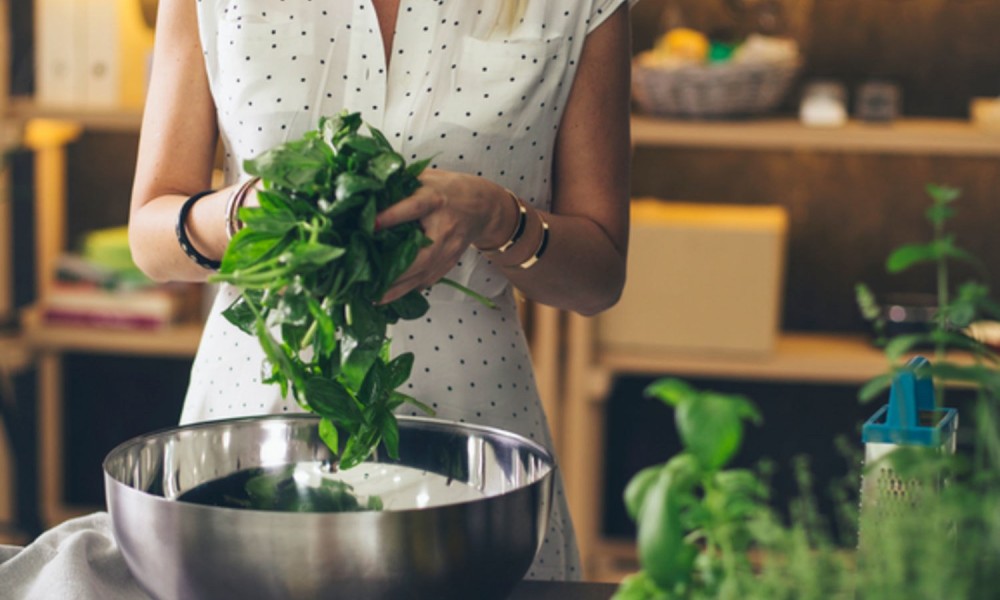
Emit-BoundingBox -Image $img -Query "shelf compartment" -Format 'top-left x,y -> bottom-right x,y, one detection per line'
20,307 -> 202,358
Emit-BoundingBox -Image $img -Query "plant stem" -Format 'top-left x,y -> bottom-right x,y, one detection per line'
439,277 -> 497,309
935,205 -> 948,407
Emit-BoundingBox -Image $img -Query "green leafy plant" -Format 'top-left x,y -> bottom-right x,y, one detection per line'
616,184 -> 1000,598
614,379 -> 767,599
210,112 -> 492,470
856,184 -> 1000,405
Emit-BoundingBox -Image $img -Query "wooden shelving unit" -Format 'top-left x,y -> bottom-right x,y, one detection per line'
4,96 -> 195,526
556,112 -> 1000,581
0,332 -> 32,542
631,114 -> 1000,157
20,308 -> 203,526
8,97 -> 143,132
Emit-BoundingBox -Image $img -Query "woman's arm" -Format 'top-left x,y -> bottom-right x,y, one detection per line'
376,5 -> 632,316
509,3 -> 632,315
128,0 -> 228,282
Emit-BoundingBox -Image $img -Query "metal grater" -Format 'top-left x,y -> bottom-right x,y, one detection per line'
860,356 -> 958,518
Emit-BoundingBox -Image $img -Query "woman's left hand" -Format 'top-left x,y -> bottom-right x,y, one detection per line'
374,169 -> 506,304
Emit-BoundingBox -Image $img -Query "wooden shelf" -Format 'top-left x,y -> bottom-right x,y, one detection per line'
597,332 -> 887,385
595,331 -> 981,387
7,97 -> 143,132
20,308 -> 202,358
631,114 -> 1000,157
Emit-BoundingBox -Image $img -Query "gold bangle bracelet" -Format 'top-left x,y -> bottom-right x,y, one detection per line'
479,189 -> 527,253
518,211 -> 550,270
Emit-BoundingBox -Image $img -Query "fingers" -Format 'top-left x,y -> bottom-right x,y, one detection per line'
379,236 -> 467,304
375,186 -> 444,231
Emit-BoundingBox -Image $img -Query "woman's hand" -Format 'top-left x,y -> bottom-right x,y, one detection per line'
374,169 -> 510,304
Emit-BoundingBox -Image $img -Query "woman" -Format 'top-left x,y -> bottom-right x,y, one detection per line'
129,0 -> 634,580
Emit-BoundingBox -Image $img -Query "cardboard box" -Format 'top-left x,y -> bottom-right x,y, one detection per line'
597,199 -> 788,356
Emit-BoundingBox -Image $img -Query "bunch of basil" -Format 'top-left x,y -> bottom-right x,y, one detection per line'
211,112 -> 489,470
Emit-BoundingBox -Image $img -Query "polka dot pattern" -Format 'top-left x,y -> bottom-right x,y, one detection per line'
186,0 -> 633,582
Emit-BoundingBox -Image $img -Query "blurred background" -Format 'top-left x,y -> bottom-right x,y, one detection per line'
1,0 -> 999,583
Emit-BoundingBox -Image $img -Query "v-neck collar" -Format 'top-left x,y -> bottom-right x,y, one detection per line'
371,0 -> 401,69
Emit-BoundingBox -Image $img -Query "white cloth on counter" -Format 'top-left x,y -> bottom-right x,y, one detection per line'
0,512 -> 151,600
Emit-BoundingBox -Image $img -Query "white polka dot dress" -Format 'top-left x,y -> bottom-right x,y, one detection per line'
184,0 -> 636,581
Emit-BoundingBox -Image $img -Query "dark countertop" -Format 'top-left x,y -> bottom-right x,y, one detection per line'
509,581 -> 618,599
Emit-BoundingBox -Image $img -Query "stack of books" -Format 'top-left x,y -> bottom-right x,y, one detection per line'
41,227 -> 200,330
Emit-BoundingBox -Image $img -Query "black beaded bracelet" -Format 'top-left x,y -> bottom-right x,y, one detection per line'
176,189 -> 221,270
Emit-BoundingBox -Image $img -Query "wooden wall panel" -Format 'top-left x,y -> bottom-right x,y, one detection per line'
632,0 -> 1000,117
631,146 -> 1000,332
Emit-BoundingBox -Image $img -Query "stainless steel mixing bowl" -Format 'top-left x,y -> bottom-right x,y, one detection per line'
103,415 -> 554,600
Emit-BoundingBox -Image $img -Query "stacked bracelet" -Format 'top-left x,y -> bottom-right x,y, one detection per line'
479,189 -> 527,253
225,176 -> 260,239
519,211 -> 550,270
176,189 -> 221,270
496,190 -> 528,254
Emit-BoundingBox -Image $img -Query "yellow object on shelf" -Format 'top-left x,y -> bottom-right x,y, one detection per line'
597,199 -> 789,356
971,97 -> 1000,133
657,28 -> 710,62
82,225 -> 137,274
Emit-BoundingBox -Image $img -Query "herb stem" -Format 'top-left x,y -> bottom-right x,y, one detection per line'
439,277 -> 497,309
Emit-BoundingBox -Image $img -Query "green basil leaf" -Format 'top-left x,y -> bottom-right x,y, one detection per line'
217,228 -> 288,273
886,243 -> 937,273
368,151 -> 404,182
220,295 -> 258,336
406,157 -> 432,178
624,465 -> 663,522
335,172 -> 382,201
388,290 -> 430,320
305,377 -> 363,426
337,133 -> 382,157
379,409 -> 400,460
318,417 -> 340,456
391,392 -> 434,415
674,393 -> 760,471
366,125 -> 394,152
285,242 -> 345,270
386,353 -> 415,389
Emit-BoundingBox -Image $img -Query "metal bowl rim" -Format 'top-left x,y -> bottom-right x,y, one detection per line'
103,414 -> 556,512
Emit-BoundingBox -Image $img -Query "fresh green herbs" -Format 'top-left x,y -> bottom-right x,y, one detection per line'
616,185 -> 1000,599
856,184 -> 1000,405
615,379 -> 767,599
210,112 -> 489,470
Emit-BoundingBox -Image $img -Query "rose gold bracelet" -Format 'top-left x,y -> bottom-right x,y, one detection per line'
225,176 -> 260,239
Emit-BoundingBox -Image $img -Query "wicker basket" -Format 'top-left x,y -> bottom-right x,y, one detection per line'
632,59 -> 801,119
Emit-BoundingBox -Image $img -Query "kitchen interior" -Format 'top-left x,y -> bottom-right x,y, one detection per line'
0,0 -> 999,597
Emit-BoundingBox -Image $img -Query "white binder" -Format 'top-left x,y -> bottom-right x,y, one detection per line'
35,0 -> 154,110
35,0 -> 85,107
